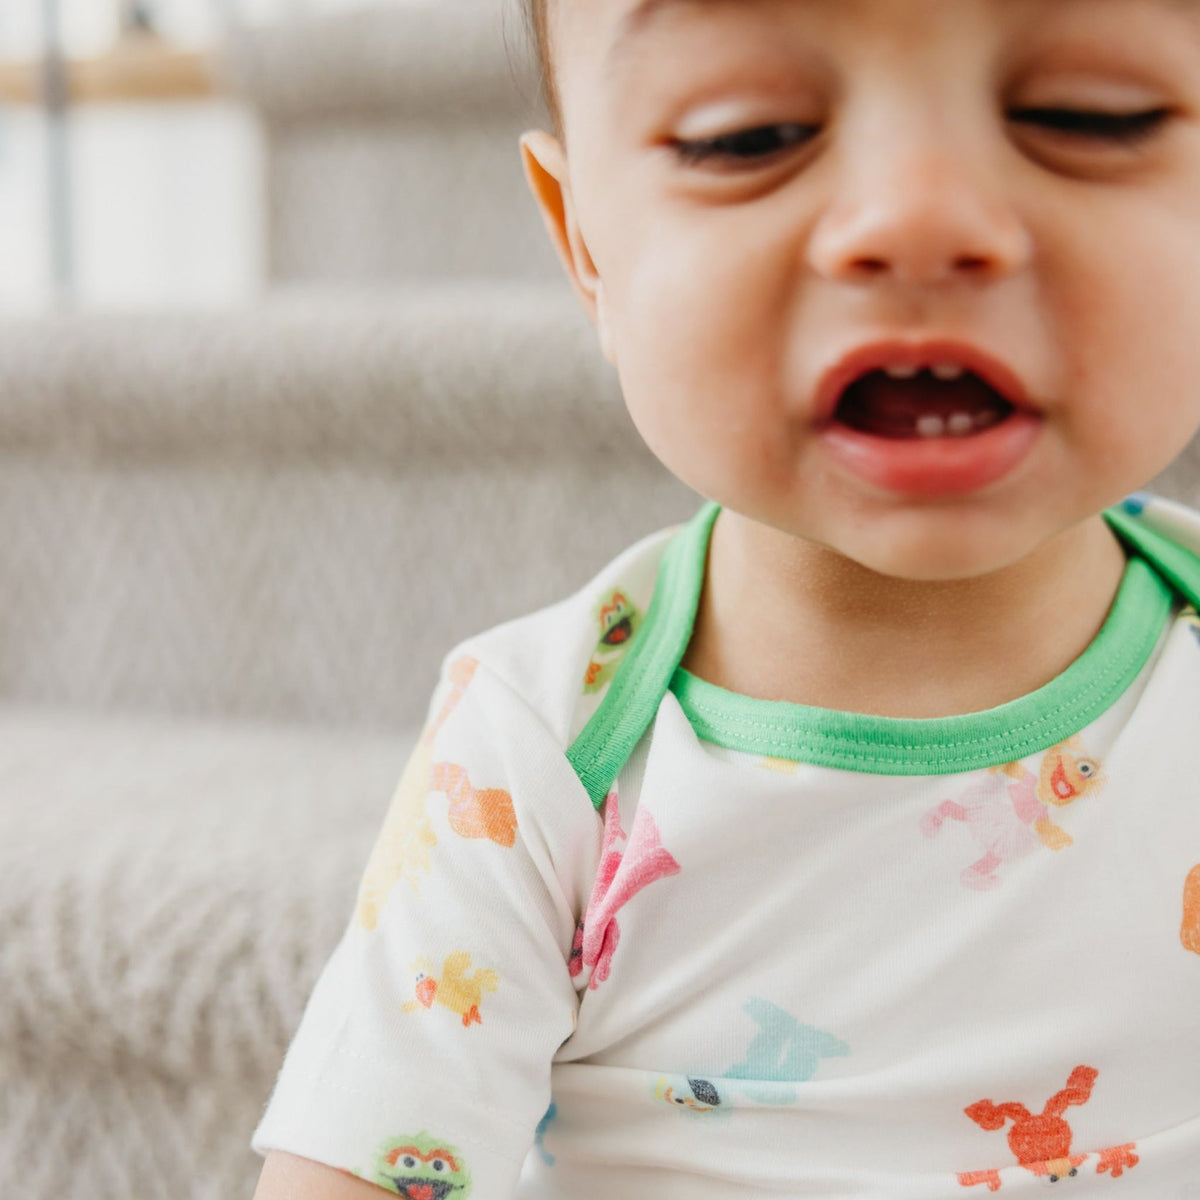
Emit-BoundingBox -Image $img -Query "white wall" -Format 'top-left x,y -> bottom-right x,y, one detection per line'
0,0 -> 421,311
0,101 -> 265,311
1,0 -> 433,58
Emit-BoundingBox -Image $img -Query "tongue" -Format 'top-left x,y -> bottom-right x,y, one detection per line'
836,370 -> 1011,439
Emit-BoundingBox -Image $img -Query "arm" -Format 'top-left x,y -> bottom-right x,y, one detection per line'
249,654 -> 585,1198
253,1151 -> 392,1200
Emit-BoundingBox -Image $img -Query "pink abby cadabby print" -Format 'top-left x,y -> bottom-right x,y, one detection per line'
570,789 -> 680,988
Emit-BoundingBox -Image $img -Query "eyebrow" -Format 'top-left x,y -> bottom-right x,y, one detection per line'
607,0 -> 1200,78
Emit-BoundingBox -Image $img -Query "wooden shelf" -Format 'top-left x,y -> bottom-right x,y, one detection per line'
0,36 -> 216,106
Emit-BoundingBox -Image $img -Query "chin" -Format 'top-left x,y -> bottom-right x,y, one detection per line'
845,530 -> 1029,583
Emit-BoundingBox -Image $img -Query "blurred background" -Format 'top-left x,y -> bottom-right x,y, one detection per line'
0,0 -> 563,308
0,2 -> 699,1196
1,5 -> 1196,1198
2,0 -> 260,311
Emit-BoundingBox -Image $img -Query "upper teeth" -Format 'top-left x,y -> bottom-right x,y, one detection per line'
885,362 -> 966,381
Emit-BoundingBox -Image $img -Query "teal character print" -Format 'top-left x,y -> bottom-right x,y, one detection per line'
535,1102 -> 557,1165
583,587 -> 643,694
725,997 -> 850,1104
657,998 -> 850,1113
370,1132 -> 472,1199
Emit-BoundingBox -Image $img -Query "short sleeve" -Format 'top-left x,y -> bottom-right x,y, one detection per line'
251,654 -> 584,1198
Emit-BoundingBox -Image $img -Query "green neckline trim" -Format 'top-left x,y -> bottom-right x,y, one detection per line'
565,499 -> 1190,800
566,502 -> 720,809
671,552 -> 1169,774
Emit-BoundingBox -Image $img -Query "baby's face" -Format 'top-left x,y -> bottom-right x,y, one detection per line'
522,0 -> 1200,580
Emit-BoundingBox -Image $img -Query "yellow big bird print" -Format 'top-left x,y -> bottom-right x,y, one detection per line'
402,951 -> 500,1027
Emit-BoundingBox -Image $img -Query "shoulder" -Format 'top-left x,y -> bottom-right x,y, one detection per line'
428,516 -> 686,753
1112,491 -> 1200,614
1118,491 -> 1200,556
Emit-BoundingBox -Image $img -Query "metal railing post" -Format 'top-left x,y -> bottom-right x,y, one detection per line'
41,0 -> 73,303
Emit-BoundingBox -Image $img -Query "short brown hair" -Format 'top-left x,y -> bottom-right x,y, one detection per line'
522,0 -> 563,140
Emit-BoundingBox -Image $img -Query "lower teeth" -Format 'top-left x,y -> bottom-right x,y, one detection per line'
834,370 -> 1012,438
915,410 -> 999,438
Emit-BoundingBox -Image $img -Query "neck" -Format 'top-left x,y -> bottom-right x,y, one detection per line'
680,509 -> 1130,719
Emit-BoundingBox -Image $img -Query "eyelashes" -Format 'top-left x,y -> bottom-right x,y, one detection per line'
672,122 -> 817,165
668,108 -> 1174,168
1009,106 -> 1173,144
670,122 -> 815,166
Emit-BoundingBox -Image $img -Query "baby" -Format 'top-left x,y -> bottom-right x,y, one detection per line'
251,0 -> 1200,1195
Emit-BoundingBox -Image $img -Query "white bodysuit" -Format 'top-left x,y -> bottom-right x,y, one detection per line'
252,490 -> 1200,1198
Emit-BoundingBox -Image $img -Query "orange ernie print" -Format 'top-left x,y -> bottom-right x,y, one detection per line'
429,761 -> 517,847
957,1066 -> 1138,1190
1182,863 -> 1200,954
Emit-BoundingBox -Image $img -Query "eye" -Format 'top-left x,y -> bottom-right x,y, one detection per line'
1008,106 -> 1173,146
669,122 -> 818,168
432,1159 -> 446,1171
402,1156 -> 417,1168
668,106 -> 1172,171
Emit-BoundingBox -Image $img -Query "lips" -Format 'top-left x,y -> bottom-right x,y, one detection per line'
811,337 -> 1044,496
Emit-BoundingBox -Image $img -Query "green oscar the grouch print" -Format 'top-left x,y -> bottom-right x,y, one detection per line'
370,1132 -> 472,1199
583,587 -> 643,693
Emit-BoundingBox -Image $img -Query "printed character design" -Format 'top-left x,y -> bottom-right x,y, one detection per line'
723,997 -> 850,1105
534,1102 -> 557,1165
957,1066 -> 1138,1190
920,737 -> 1106,890
428,761 -> 517,848
570,789 -> 680,989
1184,605 -> 1200,648
654,1076 -> 725,1113
1182,864 -> 1200,955
356,657 -> 478,929
371,1132 -> 472,1199
402,951 -> 499,1026
656,1000 -> 849,1115
758,756 -> 800,775
583,588 -> 643,693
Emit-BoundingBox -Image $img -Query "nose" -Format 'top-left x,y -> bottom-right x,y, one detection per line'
806,124 -> 1033,288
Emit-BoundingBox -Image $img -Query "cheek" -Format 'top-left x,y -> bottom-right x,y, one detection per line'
1033,203 -> 1200,479
606,218 -> 799,435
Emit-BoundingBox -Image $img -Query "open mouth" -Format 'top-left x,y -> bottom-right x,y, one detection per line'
833,368 -> 1016,439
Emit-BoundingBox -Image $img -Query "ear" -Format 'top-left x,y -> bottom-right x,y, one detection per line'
519,130 -> 616,366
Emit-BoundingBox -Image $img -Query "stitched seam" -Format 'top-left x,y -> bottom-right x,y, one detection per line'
676,591 -> 1167,766
682,643 -> 1131,747
264,1064 -> 531,1159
